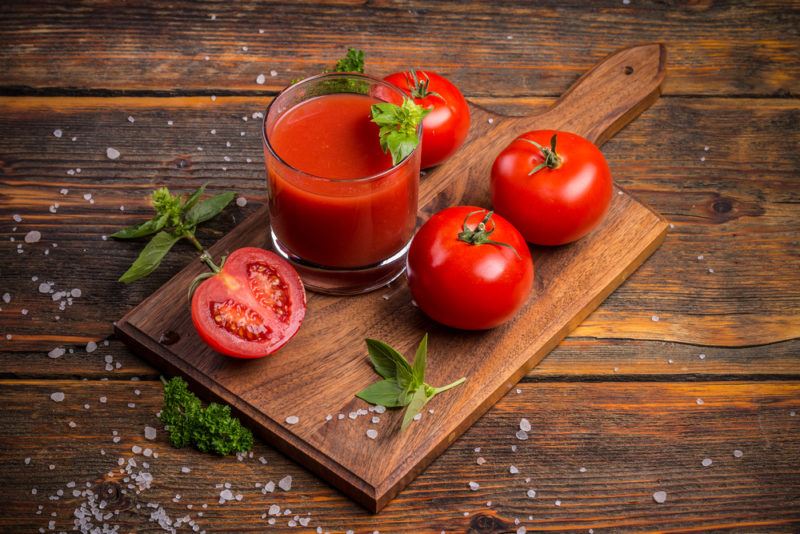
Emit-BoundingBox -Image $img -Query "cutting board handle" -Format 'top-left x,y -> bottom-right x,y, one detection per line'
532,43 -> 666,145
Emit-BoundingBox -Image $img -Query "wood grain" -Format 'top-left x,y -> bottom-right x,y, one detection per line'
2,379 -> 798,532
112,45 -> 668,512
2,95 -> 798,352
1,1 -> 798,97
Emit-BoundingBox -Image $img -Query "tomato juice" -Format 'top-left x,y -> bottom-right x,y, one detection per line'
264,91 -> 420,271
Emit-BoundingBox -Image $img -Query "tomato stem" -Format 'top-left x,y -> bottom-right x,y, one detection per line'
521,134 -> 562,175
405,68 -> 443,101
433,377 -> 466,395
456,209 -> 521,259
183,231 -> 223,274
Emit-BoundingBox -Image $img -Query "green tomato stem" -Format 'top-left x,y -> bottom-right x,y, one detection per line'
433,377 -> 466,395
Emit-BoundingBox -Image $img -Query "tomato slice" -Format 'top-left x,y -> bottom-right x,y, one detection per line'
191,247 -> 306,358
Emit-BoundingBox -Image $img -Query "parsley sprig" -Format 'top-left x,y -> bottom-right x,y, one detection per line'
112,184 -> 235,283
331,48 -> 365,73
161,377 -> 253,456
371,98 -> 430,166
356,335 -> 465,431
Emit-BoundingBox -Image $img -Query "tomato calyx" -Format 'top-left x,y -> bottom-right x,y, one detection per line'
404,68 -> 444,101
522,134 -> 563,175
187,251 -> 227,301
456,209 -> 522,259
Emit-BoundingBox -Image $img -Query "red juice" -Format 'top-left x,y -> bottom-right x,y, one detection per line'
265,93 -> 419,269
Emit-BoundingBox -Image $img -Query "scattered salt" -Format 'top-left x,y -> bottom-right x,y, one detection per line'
144,426 -> 157,440
285,415 -> 299,425
696,398 -> 704,405
366,429 -> 378,440
509,465 -> 519,474
12,214 -> 22,223
701,458 -> 713,467
653,490 -> 667,504
50,391 -> 65,402
48,347 -> 65,359
86,341 -> 97,353
699,353 -> 706,360
516,430 -> 529,441
468,481 -> 479,491
651,315 -> 660,322
256,74 -> 266,85
106,147 -> 121,160
53,129 -> 63,138
236,196 -> 248,207
519,418 -> 531,432
476,457 -> 486,465
270,70 -> 278,77
278,475 -> 292,491
25,230 -> 42,243
127,116 -> 135,123
733,449 -> 743,458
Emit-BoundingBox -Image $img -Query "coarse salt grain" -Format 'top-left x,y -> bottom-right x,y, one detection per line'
256,74 -> 266,85
53,129 -> 63,138
48,347 -> 65,359
702,458 -> 713,467
696,398 -> 704,405
25,230 -> 42,243
86,341 -> 97,353
236,196 -> 248,207
516,429 -> 529,440
127,116 -> 135,123
733,449 -> 743,458
50,391 -> 65,402
653,490 -> 667,503
366,429 -> 378,440
468,481 -> 479,491
519,418 -> 531,432
285,415 -> 299,425
144,426 -> 157,440
270,70 -> 278,77
509,465 -> 519,474
106,147 -> 121,160
527,489 -> 536,498
278,475 -> 292,491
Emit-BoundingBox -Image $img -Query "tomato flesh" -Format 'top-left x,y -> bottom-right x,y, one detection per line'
191,247 -> 305,358
407,206 -> 534,330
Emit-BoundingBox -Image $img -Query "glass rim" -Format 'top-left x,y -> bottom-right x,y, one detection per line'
261,72 -> 422,184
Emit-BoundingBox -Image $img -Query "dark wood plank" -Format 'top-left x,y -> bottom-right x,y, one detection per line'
112,45 -> 669,512
2,94 -> 798,356
1,1 -> 798,97
1,379 -> 798,532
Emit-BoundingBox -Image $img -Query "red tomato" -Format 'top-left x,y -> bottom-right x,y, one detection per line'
491,130 -> 613,246
191,247 -> 306,358
407,206 -> 534,330
384,69 -> 470,169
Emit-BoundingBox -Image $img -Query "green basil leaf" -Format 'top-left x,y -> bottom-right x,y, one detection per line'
355,378 -> 406,408
111,213 -> 168,239
411,333 -> 428,387
183,183 -> 207,212
118,231 -> 182,283
366,338 -> 412,380
185,191 -> 236,226
401,386 -> 429,431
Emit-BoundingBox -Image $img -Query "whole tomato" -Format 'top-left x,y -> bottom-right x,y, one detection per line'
407,206 -> 534,330
491,130 -> 613,245
384,69 -> 470,169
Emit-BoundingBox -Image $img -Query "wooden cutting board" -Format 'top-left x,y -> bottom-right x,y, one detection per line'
116,44 -> 668,512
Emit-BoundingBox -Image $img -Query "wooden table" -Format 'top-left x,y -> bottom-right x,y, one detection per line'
1,2 -> 798,532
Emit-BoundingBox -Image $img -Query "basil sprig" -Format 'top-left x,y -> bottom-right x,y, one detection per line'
112,184 -> 235,283
356,334 -> 466,431
371,98 -> 430,166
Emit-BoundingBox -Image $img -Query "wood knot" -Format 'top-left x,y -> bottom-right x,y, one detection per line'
173,156 -> 192,170
159,330 -> 181,345
468,512 -> 513,534
712,198 -> 733,214
92,480 -> 133,510
624,65 -> 634,75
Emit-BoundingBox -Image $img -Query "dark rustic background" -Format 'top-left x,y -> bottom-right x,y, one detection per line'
1,1 -> 798,532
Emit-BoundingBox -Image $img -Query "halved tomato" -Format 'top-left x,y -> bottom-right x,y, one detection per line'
191,247 -> 306,358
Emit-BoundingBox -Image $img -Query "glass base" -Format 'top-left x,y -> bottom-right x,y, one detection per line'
270,229 -> 410,295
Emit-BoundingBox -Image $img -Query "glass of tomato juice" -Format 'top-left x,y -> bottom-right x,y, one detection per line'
262,73 -> 421,295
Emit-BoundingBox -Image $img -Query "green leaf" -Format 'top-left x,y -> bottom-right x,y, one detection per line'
401,386 -> 430,431
356,379 -> 406,408
185,191 -> 236,226
110,212 -> 168,239
411,333 -> 428,387
118,230 -> 182,283
365,338 -> 412,380
333,48 -> 365,73
183,183 -> 207,212
371,99 -> 430,165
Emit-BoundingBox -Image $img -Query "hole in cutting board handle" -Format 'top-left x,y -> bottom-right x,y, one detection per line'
624,65 -> 634,75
